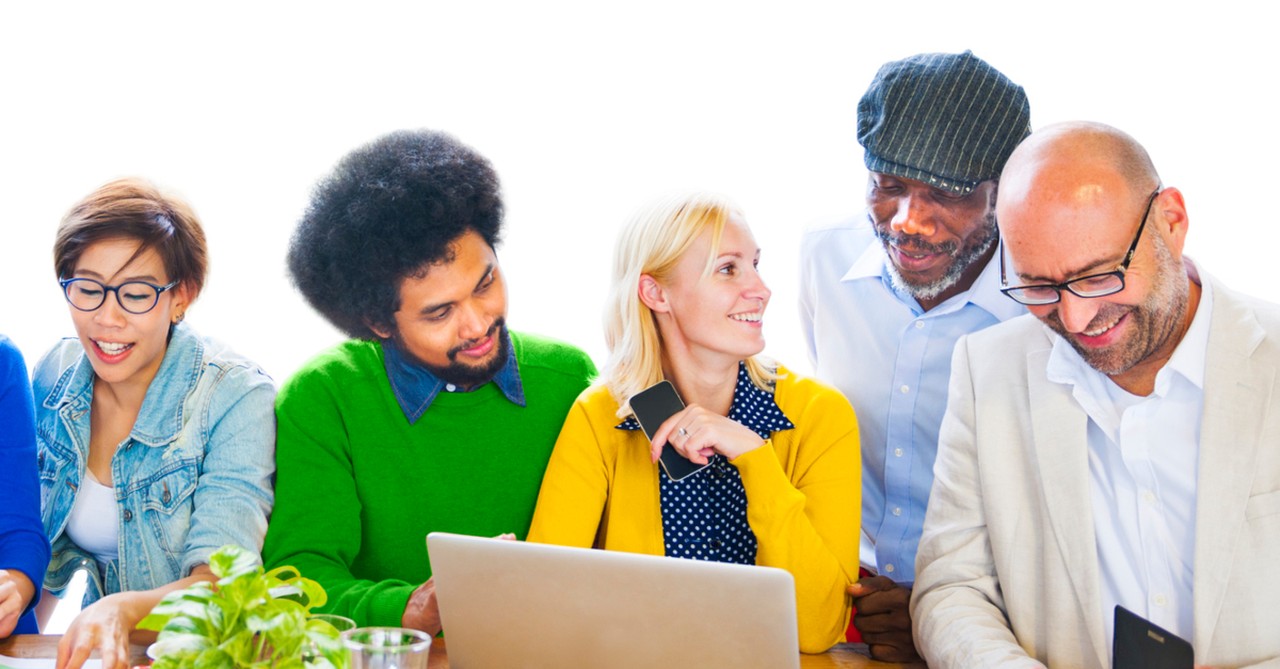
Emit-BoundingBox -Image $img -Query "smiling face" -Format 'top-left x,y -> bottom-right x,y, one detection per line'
1006,188 -> 1191,384
68,237 -> 190,390
374,229 -> 510,388
867,173 -> 998,310
996,122 -> 1197,394
645,214 -> 770,369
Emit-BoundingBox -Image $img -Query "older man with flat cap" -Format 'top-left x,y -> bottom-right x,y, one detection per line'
798,50 -> 1029,661
912,121 -> 1280,667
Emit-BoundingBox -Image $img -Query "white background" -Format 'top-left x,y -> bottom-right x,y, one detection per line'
3,2 -> 1278,382
3,0 -> 1277,635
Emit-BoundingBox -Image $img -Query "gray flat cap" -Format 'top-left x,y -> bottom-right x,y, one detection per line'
857,50 -> 1031,194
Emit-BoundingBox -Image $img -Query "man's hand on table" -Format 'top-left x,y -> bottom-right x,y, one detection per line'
404,532 -> 517,635
848,575 -> 921,663
402,577 -> 443,636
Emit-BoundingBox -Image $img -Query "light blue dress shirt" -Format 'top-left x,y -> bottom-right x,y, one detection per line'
1046,270 -> 1211,648
799,214 -> 1023,582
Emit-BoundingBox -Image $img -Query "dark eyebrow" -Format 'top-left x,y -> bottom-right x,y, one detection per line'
415,263 -> 495,316
73,269 -> 162,283
1016,253 -> 1125,284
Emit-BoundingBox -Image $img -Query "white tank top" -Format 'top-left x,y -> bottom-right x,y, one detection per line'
64,469 -> 120,563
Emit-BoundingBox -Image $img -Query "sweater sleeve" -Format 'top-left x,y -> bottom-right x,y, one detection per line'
527,394 -> 610,548
261,368 -> 414,628
0,337 -> 51,634
732,379 -> 860,654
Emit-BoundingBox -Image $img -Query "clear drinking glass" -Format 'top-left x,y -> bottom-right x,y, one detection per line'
342,627 -> 433,669
311,613 -> 357,633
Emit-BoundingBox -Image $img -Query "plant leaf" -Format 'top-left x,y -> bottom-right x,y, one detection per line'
209,546 -> 260,581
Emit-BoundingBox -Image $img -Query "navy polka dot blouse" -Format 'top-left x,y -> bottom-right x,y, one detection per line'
618,362 -> 795,564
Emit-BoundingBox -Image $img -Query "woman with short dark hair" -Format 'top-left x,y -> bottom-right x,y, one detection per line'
34,178 -> 275,669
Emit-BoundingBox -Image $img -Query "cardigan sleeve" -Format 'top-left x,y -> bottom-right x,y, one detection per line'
731,376 -> 860,654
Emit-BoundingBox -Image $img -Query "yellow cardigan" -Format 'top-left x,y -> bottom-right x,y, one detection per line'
527,365 -> 861,653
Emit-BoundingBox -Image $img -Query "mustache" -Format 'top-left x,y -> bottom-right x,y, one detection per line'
1044,303 -> 1130,336
447,318 -> 505,360
873,228 -> 958,256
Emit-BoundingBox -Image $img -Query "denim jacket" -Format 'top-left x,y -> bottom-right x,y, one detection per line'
33,322 -> 276,604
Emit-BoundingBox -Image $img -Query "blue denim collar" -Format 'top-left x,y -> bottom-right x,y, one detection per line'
617,361 -> 795,439
41,322 -> 204,447
381,330 -> 526,425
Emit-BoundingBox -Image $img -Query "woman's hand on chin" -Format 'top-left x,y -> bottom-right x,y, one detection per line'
650,405 -> 765,465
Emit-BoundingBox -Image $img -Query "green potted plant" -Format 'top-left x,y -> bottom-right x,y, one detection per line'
138,545 -> 349,669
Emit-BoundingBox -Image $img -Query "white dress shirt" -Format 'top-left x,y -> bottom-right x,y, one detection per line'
1045,271 -> 1212,648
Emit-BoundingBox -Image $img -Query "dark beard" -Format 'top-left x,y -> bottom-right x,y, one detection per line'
406,318 -> 511,389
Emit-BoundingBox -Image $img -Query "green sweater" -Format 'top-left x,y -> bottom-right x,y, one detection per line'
262,331 -> 595,627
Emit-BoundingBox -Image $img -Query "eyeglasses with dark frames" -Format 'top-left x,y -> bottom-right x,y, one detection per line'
59,277 -> 180,315
999,187 -> 1162,306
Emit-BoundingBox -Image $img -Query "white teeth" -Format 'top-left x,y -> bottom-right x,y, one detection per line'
730,312 -> 762,322
95,340 -> 132,355
1083,319 -> 1119,337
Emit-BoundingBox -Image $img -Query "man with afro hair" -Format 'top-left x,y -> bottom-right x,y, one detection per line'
262,129 -> 596,634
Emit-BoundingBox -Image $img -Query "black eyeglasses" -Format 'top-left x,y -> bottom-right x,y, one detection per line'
999,188 -> 1161,306
59,277 -> 179,314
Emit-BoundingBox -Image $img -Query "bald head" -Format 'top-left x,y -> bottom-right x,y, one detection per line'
995,121 -> 1198,396
999,122 -> 1159,239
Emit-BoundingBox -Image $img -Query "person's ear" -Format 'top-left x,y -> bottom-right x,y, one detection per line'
169,283 -> 196,323
638,274 -> 670,313
365,317 -> 393,340
1152,187 -> 1190,256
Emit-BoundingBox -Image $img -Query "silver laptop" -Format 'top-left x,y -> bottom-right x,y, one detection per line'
428,532 -> 800,669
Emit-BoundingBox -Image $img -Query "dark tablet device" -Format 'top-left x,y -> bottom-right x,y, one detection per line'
629,381 -> 710,481
1113,605 -> 1193,669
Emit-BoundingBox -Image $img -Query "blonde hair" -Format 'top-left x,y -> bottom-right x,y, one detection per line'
603,192 -> 776,418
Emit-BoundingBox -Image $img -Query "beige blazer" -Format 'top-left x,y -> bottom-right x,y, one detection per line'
911,276 -> 1280,669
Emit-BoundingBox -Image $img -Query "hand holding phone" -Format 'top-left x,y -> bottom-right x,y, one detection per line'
629,381 -> 709,481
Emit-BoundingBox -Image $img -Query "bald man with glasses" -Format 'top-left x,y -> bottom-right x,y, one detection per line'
911,121 -> 1280,668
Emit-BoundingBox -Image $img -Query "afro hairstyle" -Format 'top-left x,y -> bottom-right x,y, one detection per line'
287,129 -> 504,339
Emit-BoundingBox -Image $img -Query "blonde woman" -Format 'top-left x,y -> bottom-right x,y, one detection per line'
528,193 -> 860,653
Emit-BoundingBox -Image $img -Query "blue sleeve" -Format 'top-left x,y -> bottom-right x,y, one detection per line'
0,336 -> 52,633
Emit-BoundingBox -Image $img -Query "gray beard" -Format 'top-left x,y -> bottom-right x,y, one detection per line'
881,225 -> 997,302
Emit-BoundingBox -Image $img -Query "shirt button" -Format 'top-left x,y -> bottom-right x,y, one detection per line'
899,384 -> 910,394
445,383 -> 457,392
1154,593 -> 1168,607
1141,490 -> 1157,504
710,539 -> 722,549
894,447 -> 904,457
123,509 -> 133,522
884,563 -> 895,574
915,321 -> 925,329
892,507 -> 902,516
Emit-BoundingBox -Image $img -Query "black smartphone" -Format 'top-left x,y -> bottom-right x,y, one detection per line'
629,381 -> 709,481
1113,605 -> 1193,669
